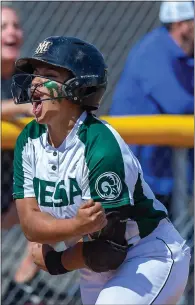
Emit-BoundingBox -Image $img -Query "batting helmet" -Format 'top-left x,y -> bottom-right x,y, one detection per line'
11,36 -> 108,110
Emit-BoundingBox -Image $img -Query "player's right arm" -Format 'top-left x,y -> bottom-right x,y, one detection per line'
16,197 -> 106,244
13,127 -> 107,244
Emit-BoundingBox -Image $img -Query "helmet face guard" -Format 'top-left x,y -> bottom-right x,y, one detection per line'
11,73 -> 107,110
12,36 -> 108,110
12,74 -> 66,105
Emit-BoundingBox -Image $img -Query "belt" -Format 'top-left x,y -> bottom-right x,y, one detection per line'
127,217 -> 171,248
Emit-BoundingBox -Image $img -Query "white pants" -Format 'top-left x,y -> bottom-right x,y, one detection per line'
80,219 -> 191,305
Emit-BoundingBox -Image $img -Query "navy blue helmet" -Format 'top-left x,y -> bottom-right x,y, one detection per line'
11,36 -> 108,110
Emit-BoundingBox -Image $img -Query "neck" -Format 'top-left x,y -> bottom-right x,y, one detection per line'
170,31 -> 193,56
47,109 -> 84,148
2,60 -> 15,79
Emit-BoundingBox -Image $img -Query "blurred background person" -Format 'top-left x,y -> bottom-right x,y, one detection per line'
109,1 -> 194,219
1,3 -> 39,284
2,5 -> 32,118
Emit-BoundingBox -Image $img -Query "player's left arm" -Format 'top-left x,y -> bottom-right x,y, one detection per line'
32,174 -> 135,274
32,242 -> 86,274
32,236 -> 127,275
32,206 -> 131,274
78,127 -> 139,272
32,202 -> 131,274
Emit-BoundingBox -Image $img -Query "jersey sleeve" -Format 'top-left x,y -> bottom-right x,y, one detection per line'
13,129 -> 35,199
80,122 -> 138,209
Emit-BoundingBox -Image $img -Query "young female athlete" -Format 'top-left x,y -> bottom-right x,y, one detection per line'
12,36 -> 191,305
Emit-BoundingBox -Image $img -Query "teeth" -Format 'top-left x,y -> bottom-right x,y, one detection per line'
33,100 -> 42,106
33,100 -> 42,111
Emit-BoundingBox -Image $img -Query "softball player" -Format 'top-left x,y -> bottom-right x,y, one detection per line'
12,36 -> 190,305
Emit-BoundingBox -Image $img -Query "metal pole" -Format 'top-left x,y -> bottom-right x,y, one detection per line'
171,148 -> 189,226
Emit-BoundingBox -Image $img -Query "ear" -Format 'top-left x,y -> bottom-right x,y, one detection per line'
178,21 -> 189,33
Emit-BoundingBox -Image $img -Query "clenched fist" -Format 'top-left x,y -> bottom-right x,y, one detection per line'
75,199 -> 107,236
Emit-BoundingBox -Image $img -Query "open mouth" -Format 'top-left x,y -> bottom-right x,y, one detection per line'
32,97 -> 43,116
4,41 -> 18,48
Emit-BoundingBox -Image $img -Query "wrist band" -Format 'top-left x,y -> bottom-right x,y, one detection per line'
44,250 -> 70,275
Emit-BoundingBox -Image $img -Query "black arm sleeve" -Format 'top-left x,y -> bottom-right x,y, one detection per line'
45,250 -> 70,275
83,239 -> 128,272
83,208 -> 129,272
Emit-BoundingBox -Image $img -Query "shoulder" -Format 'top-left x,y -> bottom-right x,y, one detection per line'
128,27 -> 167,65
77,114 -> 128,165
16,120 -> 47,149
78,113 -> 121,148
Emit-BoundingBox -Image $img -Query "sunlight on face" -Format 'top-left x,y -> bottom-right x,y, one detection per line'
31,64 -> 73,124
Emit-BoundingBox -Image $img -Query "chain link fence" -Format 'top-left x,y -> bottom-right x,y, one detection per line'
2,1 -> 194,305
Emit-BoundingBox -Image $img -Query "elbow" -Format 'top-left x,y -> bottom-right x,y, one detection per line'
24,232 -> 46,243
22,225 -> 50,244
25,233 -> 37,242
23,229 -> 37,242
21,223 -> 38,242
24,231 -> 44,243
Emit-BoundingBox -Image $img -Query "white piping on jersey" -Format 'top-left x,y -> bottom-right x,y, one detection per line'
95,116 -> 167,215
22,138 -> 36,198
104,123 -> 137,206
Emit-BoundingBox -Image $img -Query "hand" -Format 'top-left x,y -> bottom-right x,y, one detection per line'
2,100 -> 33,118
75,199 -> 108,236
21,103 -> 34,117
31,243 -> 54,272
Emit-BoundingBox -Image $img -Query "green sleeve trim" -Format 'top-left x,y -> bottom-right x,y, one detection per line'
100,197 -> 131,209
13,193 -> 36,200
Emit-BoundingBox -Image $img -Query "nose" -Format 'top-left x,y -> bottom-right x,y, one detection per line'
6,24 -> 18,36
31,76 -> 42,87
31,77 -> 47,94
31,77 -> 44,97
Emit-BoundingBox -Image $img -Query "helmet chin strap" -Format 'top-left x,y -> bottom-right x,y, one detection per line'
30,97 -> 65,104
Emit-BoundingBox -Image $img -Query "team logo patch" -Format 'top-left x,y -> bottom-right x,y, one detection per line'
95,172 -> 122,200
34,41 -> 52,55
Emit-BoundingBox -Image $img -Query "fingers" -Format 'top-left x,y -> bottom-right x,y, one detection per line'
31,243 -> 53,258
88,210 -> 108,233
95,210 -> 108,228
80,199 -> 95,209
31,243 -> 51,272
32,242 -> 41,253
31,243 -> 42,258
88,202 -> 105,217
80,200 -> 105,216
85,201 -> 107,227
76,199 -> 107,235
